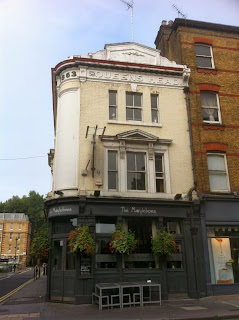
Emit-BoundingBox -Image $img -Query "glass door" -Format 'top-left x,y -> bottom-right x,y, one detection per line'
50,238 -> 76,302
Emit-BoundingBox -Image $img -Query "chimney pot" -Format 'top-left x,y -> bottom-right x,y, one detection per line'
162,20 -> 167,26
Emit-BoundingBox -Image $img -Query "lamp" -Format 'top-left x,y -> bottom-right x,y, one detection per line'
94,190 -> 100,197
174,194 -> 182,200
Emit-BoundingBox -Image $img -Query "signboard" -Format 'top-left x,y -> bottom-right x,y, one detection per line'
211,238 -> 234,284
48,204 -> 79,218
0,259 -> 9,263
80,256 -> 91,276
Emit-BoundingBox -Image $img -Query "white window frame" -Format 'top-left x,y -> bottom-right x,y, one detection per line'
126,151 -> 147,192
107,150 -> 118,191
200,91 -> 221,124
155,153 -> 165,193
195,44 -> 215,69
104,141 -> 171,196
151,94 -> 159,123
126,92 -> 143,122
10,224 -> 13,230
19,224 -> 22,230
207,153 -> 230,192
109,90 -> 117,120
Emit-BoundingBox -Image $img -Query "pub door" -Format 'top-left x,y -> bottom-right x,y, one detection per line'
50,238 -> 76,302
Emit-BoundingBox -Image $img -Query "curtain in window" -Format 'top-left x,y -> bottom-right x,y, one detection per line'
201,92 -> 218,121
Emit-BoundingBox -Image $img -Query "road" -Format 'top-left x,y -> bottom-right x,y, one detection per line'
0,268 -> 33,299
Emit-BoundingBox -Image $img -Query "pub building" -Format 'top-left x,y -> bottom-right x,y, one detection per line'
45,42 -> 206,303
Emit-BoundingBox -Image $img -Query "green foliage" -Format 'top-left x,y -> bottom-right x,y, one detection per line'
109,225 -> 138,255
68,226 -> 95,255
30,229 -> 50,260
152,228 -> 178,256
0,191 -> 47,235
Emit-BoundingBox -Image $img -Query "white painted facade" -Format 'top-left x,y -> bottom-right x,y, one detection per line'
49,42 -> 193,200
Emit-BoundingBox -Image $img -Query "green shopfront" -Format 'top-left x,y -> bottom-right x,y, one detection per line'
45,196 -> 206,304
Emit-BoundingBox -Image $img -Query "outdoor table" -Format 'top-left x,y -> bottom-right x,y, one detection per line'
136,281 -> 161,306
92,282 -> 121,310
116,282 -> 141,308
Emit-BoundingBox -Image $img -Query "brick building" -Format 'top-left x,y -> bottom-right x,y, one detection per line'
0,213 -> 31,266
155,19 -> 239,295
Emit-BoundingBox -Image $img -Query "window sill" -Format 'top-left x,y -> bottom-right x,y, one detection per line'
108,120 -> 162,128
197,68 -> 217,75
203,123 -> 225,131
101,191 -> 178,200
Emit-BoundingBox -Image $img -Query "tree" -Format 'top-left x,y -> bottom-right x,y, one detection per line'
0,191 -> 47,235
30,229 -> 50,261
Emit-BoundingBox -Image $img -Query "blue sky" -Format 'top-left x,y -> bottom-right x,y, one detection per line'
0,0 -> 238,202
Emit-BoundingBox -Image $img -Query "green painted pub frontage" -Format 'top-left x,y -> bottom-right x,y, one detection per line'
45,196 -> 206,304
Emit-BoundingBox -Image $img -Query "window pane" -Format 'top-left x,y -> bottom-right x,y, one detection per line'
201,92 -> 217,107
96,223 -> 116,233
109,106 -> 116,120
202,108 -> 219,122
127,172 -> 136,190
151,94 -> 158,108
126,92 -> 133,106
155,154 -> 163,172
128,217 -> 152,253
108,172 -> 117,189
52,240 -> 63,271
207,155 -> 225,171
136,173 -> 145,190
108,151 -> 117,170
156,179 -> 164,192
126,108 -> 133,120
127,153 -> 136,171
195,45 -> 211,56
109,91 -> 116,105
196,57 -> 212,68
134,93 -> 141,107
66,245 -> 75,270
134,108 -> 142,121
136,153 -> 145,171
209,173 -> 228,190
152,110 -> 158,123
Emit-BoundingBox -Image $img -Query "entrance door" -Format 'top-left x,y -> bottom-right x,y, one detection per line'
50,238 -> 76,302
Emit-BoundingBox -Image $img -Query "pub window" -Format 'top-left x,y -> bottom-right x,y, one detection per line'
95,217 -> 117,269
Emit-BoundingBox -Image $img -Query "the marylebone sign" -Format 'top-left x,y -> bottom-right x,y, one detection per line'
48,204 -> 79,218
60,68 -> 185,88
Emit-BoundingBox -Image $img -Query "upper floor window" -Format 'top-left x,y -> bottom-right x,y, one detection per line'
109,90 -> 117,120
207,153 -> 229,192
108,150 -> 118,190
195,44 -> 214,68
8,245 -> 11,251
155,154 -> 164,192
200,92 -> 221,123
9,233 -> 12,240
151,94 -> 159,123
127,152 -> 146,191
126,92 -> 142,121
0,224 -> 3,230
10,224 -> 13,230
19,224 -> 22,230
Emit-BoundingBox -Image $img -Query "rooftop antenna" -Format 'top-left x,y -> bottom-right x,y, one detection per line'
121,0 -> 134,42
172,4 -> 187,19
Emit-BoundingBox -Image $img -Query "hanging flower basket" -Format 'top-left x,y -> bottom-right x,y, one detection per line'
152,228 -> 178,256
68,226 -> 95,256
109,225 -> 138,255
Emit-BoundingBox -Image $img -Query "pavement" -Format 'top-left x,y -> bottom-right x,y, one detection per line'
1,270 -> 239,320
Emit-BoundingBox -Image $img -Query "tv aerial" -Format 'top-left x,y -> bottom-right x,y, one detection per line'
172,4 -> 187,19
120,0 -> 134,42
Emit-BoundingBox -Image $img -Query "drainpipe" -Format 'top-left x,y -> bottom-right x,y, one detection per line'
184,86 -> 197,197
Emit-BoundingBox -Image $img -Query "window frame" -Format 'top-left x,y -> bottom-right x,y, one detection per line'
195,44 -> 215,69
126,92 -> 143,122
151,94 -> 159,123
155,153 -> 165,193
126,151 -> 146,191
109,90 -> 117,120
200,91 -> 221,124
207,153 -> 230,192
104,142 -> 171,195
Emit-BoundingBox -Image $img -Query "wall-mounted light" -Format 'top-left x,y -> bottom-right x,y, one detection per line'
94,190 -> 100,198
54,190 -> 64,196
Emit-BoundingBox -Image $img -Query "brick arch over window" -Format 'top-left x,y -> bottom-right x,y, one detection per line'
204,143 -> 227,152
198,84 -> 220,92
193,37 -> 213,45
